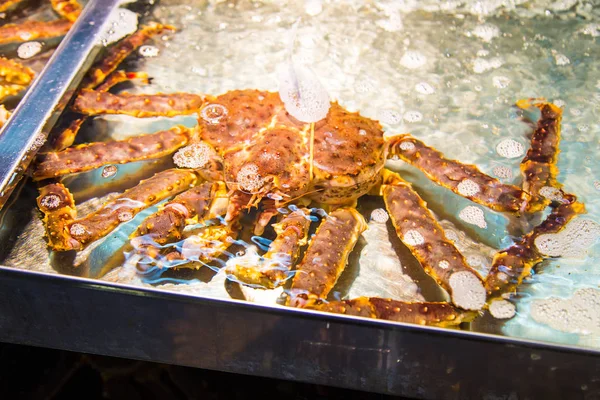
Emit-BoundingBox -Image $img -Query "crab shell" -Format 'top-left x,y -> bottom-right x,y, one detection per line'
194,90 -> 387,205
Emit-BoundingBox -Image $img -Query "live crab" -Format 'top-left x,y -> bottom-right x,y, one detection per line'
31,23 -> 584,327
0,0 -> 82,125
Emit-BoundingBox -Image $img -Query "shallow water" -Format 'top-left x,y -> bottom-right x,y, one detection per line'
4,0 -> 600,348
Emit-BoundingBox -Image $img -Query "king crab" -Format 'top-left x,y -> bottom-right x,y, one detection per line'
31,24 -> 584,327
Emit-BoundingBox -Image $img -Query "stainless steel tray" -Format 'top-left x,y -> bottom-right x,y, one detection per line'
0,0 -> 599,398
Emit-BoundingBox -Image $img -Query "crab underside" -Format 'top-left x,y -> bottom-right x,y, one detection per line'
30,23 -> 584,328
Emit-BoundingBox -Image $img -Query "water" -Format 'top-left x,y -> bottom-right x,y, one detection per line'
4,0 -> 600,349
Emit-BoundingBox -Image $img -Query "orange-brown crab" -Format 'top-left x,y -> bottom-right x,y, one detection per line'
0,0 -> 82,125
30,24 -> 584,327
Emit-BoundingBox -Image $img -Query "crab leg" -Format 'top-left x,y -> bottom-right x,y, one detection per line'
0,56 -> 34,101
33,125 -> 191,180
388,135 -> 529,213
37,169 -> 198,251
0,19 -> 73,45
517,100 -> 564,212
73,90 -> 204,118
0,0 -> 27,13
47,71 -> 150,152
225,208 -> 311,288
82,22 -> 175,89
288,208 -> 367,307
309,298 -> 477,327
37,183 -> 78,251
50,0 -> 82,22
381,171 -> 486,311
485,193 -> 585,299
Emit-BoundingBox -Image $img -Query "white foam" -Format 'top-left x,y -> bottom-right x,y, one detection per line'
399,141 -> 415,151
448,271 -> 486,310
17,41 -> 42,59
200,104 -> 228,124
492,76 -> 511,89
457,179 -> 480,197
534,218 -> 600,258
117,210 -> 133,222
237,164 -> 265,193
472,23 -> 500,42
70,224 -> 87,237
173,143 -> 211,169
539,186 -> 563,202
40,194 -> 61,210
399,50 -> 427,69
403,230 -> 425,246
459,206 -> 487,229
378,109 -> 402,125
403,110 -> 423,123
496,138 -> 524,158
277,61 -> 330,123
531,288 -> 600,336
370,208 -> 389,223
473,57 -> 503,74
493,166 -> 513,179
415,82 -> 435,95
489,299 -> 516,319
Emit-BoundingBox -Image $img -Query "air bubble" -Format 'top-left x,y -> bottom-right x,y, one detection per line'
439,260 -> 449,269
399,51 -> 427,70
70,223 -> 87,237
472,24 -> 500,42
415,82 -> 435,95
534,218 -> 600,258
399,141 -> 415,151
200,104 -> 228,124
139,45 -> 159,57
457,179 -> 480,197
458,206 -> 487,229
359,129 -> 367,136
101,165 -> 118,178
237,164 -> 265,193
173,143 -> 212,169
492,76 -> 510,89
403,111 -> 422,123
378,109 -> 402,125
40,194 -> 61,210
493,166 -> 513,179
118,211 -> 133,222
539,186 -> 563,202
278,62 -> 330,123
403,230 -> 424,246
448,271 -> 486,310
370,208 -> 389,223
496,138 -> 524,158
17,41 -> 42,59
489,299 -> 516,319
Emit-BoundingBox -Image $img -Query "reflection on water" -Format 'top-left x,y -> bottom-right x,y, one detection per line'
4,0 -> 600,348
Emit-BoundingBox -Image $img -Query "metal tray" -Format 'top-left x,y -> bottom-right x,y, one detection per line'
0,0 -> 599,398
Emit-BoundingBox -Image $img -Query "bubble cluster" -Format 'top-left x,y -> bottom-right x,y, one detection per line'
472,23 -> 500,42
438,260 -> 450,269
496,138 -> 524,158
173,143 -> 211,169
399,141 -> 415,151
370,208 -> 389,223
200,103 -> 228,124
457,179 -> 480,196
399,50 -> 427,69
472,57 -> 503,74
237,164 -> 265,192
17,41 -> 42,59
70,224 -> 87,237
278,62 -> 330,123
489,299 -> 516,319
415,82 -> 435,95
458,206 -> 487,229
493,165 -> 513,179
530,288 -> 600,335
534,218 -> 600,258
378,109 -> 402,125
118,211 -> 133,222
403,110 -> 423,123
101,165 -> 118,178
139,45 -> 159,57
539,186 -> 563,202
40,194 -> 61,210
98,8 -> 138,46
403,230 -> 425,246
448,271 -> 486,310
492,76 -> 510,89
